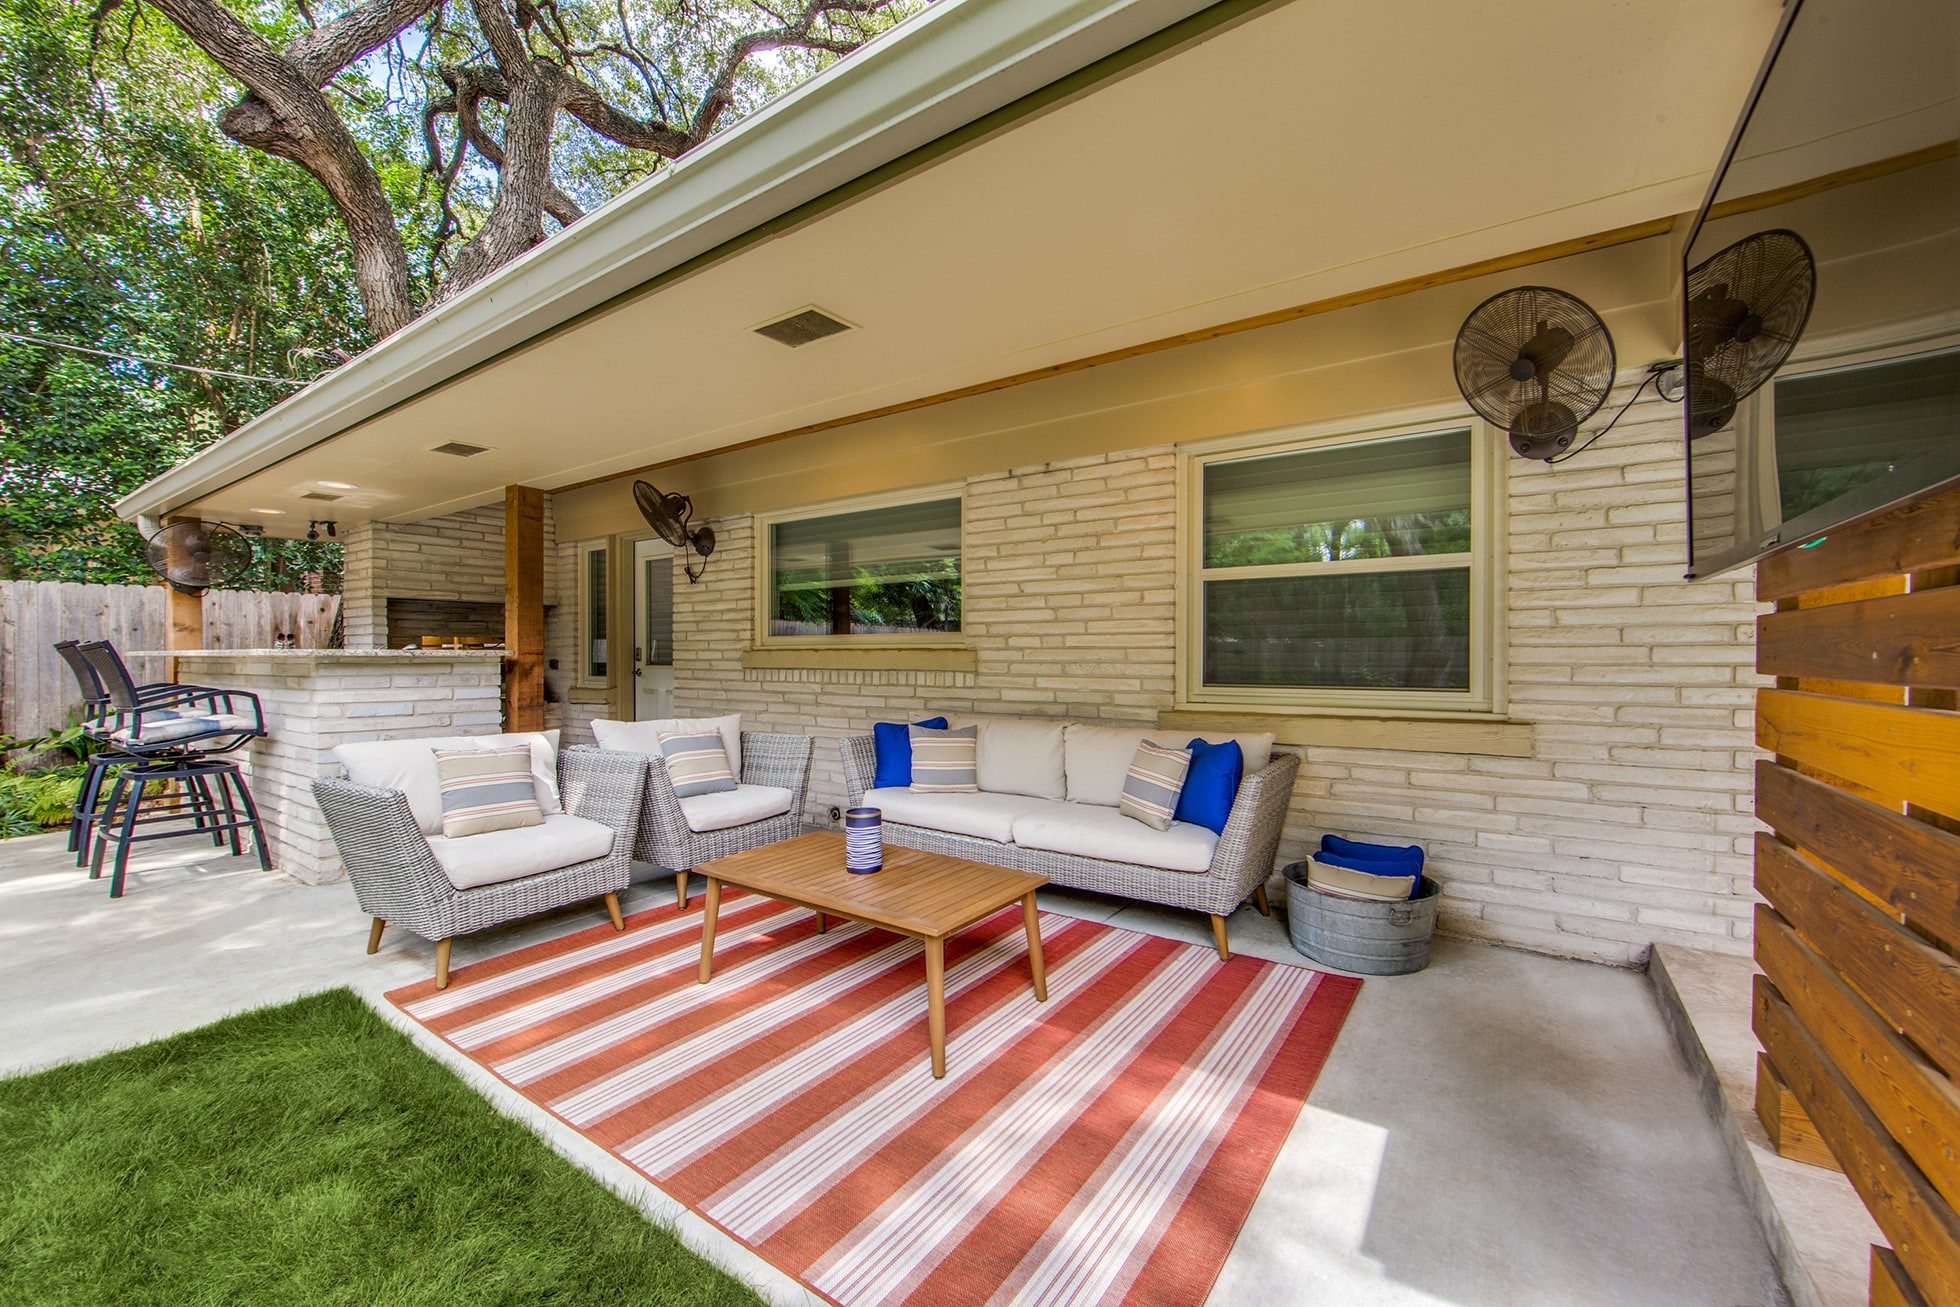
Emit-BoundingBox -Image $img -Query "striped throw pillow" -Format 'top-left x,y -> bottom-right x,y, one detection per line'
657,730 -> 739,798
1118,741 -> 1191,831
433,746 -> 547,838
908,724 -> 978,793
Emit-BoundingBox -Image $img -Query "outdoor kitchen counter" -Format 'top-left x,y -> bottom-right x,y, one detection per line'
136,649 -> 505,884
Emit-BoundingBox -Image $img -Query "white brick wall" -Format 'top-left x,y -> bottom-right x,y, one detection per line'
339,500 -> 601,737
341,504 -> 514,648
672,397 -> 1765,967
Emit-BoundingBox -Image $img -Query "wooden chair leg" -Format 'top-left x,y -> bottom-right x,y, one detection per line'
366,918 -> 386,954
675,871 -> 690,910
434,938 -> 453,990
604,891 -> 625,931
1254,884 -> 1271,916
1209,914 -> 1230,961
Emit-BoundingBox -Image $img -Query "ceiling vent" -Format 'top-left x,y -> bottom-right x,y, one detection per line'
430,441 -> 490,457
300,491 -> 342,502
753,307 -> 854,348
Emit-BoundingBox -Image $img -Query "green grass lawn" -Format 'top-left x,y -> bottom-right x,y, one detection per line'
0,989 -> 763,1306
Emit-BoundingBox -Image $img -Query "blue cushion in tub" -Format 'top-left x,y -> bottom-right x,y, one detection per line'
1172,738 -> 1243,835
1321,833 -> 1424,870
1312,849 -> 1421,897
871,717 -> 949,789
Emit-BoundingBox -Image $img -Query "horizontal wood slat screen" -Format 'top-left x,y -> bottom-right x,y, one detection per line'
1754,909 -> 1960,1211
1754,980 -> 1960,1305
1753,479 -> 1960,1307
1757,691 -> 1960,820
1758,587 -> 1960,689
1756,479 -> 1960,603
1753,762 -> 1960,949
1872,1246 -> 1931,1307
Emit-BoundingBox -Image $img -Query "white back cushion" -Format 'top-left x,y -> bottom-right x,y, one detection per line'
967,716 -> 1066,799
1063,723 -> 1152,807
335,730 -> 562,835
1148,730 -> 1276,775
593,714 -> 742,776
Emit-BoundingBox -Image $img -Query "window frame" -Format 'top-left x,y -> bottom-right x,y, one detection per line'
575,538 -> 609,688
752,483 -> 967,649
1176,409 -> 1504,717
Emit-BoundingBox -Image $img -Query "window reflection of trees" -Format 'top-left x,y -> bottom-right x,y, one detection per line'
1204,511 -> 1471,691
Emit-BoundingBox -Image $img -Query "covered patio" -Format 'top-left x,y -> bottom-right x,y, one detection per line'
0,827 -> 1786,1305
80,0 -> 1957,1302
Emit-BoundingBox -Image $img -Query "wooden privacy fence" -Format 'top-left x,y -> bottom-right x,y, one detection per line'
0,581 -> 339,739
1751,479 -> 1960,1307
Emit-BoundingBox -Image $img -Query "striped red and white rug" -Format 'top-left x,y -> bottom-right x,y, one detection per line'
388,894 -> 1360,1307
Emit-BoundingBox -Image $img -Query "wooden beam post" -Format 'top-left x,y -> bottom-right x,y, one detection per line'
504,485 -> 546,731
162,516 -> 204,662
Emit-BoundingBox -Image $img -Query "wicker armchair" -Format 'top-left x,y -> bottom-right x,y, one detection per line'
313,746 -> 647,988
841,734 -> 1300,959
630,730 -> 814,908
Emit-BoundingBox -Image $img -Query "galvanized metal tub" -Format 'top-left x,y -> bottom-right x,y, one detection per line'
1282,860 -> 1439,975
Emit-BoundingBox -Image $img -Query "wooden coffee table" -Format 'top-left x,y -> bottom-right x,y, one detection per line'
695,831 -> 1049,1078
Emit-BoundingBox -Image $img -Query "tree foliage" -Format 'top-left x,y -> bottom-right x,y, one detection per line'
1,0 -> 921,586
135,0 -> 927,336
0,0 -> 413,583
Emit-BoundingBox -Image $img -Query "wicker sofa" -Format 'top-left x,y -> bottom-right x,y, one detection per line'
315,740 -> 646,989
841,718 -> 1299,959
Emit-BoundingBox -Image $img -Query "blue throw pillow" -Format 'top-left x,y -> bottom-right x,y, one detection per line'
1172,738 -> 1243,835
871,716 -> 949,788
1319,835 -> 1423,891
1320,833 -> 1424,869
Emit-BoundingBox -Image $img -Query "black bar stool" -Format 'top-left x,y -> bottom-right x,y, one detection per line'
65,640 -> 271,894
90,756 -> 270,897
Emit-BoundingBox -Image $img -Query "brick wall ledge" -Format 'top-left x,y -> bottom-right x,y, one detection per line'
1158,709 -> 1534,758
740,647 -> 979,673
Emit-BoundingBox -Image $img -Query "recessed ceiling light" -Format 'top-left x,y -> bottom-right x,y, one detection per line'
316,480 -> 359,491
249,507 -> 286,515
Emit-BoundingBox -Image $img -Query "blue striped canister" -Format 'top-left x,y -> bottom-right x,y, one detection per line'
844,807 -> 883,873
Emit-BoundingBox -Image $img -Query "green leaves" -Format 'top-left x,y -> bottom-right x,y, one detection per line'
0,0 -> 427,584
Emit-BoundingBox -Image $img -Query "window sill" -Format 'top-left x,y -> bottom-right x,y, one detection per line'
741,647 -> 979,673
1159,708 -> 1532,757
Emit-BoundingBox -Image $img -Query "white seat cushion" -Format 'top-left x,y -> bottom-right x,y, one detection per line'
678,783 -> 794,833
864,787 -> 1055,844
335,731 -> 563,835
425,812 -> 615,890
593,715 -> 742,777
1011,802 -> 1219,874
965,716 -> 1067,800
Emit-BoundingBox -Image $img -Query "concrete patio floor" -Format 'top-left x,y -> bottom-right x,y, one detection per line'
0,831 -> 1787,1306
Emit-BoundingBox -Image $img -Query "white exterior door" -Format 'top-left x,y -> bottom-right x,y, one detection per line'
632,538 -> 676,720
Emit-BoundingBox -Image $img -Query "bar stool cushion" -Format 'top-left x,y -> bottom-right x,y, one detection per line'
424,812 -> 616,889
678,784 -> 794,833
335,731 -> 563,835
110,712 -> 258,744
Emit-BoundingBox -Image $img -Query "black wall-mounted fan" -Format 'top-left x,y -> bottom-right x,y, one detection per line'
1685,228 -> 1816,441
633,481 -> 716,583
144,521 -> 253,594
1453,286 -> 1617,460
